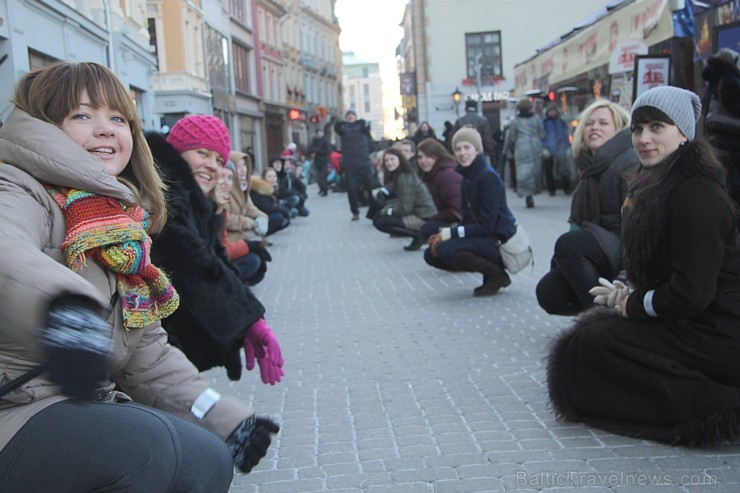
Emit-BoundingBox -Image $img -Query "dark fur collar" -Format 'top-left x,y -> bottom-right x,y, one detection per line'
621,140 -> 728,290
145,132 -> 216,225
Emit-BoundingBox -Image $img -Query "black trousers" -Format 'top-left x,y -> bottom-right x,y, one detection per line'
343,166 -> 375,215
536,228 -> 611,316
313,156 -> 328,192
0,401 -> 234,493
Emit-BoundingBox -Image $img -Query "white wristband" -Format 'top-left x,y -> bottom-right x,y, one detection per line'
440,228 -> 451,241
643,289 -> 657,317
191,388 -> 222,420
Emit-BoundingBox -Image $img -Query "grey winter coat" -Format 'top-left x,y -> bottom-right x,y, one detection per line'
507,114 -> 544,197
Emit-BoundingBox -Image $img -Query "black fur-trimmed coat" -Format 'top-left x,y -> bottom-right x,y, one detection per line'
146,132 -> 265,380
547,141 -> 740,446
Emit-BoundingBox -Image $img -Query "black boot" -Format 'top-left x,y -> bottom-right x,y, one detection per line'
387,226 -> 423,251
404,234 -> 424,251
526,195 -> 534,208
450,251 -> 511,296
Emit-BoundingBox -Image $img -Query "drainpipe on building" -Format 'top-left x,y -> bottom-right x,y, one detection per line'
103,0 -> 115,72
475,53 -> 483,117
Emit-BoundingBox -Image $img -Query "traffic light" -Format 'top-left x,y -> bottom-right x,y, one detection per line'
288,109 -> 300,120
548,91 -> 556,101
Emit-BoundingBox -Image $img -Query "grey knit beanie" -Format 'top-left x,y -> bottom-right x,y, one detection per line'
631,86 -> 702,141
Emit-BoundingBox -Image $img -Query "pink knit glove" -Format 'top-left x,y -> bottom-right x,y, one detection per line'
243,319 -> 284,385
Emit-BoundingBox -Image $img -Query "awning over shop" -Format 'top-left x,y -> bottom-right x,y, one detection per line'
514,0 -> 676,95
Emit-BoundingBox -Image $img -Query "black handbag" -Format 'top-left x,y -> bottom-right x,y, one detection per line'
705,97 -> 740,134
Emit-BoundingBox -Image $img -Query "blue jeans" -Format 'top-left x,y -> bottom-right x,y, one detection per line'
233,252 -> 264,285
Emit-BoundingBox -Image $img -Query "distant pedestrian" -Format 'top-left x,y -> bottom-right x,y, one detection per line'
334,109 -> 375,220
505,98 -> 544,208
541,102 -> 573,195
310,128 -> 331,196
412,121 -> 438,146
442,120 -> 454,151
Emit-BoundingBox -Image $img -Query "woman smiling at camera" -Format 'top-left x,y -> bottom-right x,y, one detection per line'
547,86 -> 740,446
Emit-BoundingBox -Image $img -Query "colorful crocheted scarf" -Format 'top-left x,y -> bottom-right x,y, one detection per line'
46,187 -> 179,329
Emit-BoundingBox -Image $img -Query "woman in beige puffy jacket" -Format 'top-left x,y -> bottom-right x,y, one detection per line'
0,62 -> 277,492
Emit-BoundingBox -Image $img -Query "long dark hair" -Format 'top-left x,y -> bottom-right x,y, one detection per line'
382,147 -> 415,186
622,106 -> 733,289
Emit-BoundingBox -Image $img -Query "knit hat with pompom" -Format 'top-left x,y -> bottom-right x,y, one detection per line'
167,114 -> 231,162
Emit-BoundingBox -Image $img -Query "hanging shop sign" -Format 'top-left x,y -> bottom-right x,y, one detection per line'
514,0 -> 675,95
632,54 -> 670,101
608,40 -> 648,74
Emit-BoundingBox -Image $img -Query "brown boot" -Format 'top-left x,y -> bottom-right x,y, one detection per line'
474,271 -> 511,297
451,252 -> 511,296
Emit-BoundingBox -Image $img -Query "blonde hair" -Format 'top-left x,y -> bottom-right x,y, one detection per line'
12,62 -> 168,232
571,99 -> 630,158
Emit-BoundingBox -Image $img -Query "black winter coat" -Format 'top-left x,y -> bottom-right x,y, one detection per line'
548,140 -> 740,446
334,119 -> 372,168
146,132 -> 265,381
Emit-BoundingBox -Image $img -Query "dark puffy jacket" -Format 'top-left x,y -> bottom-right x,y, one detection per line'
334,119 -> 373,168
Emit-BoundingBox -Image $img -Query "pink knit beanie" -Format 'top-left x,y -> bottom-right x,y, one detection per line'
167,114 -> 231,163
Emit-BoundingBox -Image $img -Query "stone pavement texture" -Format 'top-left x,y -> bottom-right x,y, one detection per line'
205,185 -> 740,493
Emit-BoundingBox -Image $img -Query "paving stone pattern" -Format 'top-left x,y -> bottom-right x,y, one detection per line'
205,185 -> 740,492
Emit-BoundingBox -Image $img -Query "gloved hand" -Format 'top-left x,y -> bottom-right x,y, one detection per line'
246,240 -> 272,263
225,415 -> 280,473
40,295 -> 111,401
253,216 -> 269,236
243,319 -> 284,385
589,278 -> 630,308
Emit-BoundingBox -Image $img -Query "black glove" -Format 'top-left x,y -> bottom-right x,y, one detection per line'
41,295 -> 111,401
226,415 -> 280,473
246,241 -> 272,263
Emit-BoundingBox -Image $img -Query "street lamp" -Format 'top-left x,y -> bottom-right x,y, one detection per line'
452,88 -> 462,117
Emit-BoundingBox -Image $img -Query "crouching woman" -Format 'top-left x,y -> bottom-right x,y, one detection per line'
425,128 -> 516,297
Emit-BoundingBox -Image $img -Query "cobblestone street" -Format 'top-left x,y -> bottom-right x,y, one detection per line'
207,185 -> 740,493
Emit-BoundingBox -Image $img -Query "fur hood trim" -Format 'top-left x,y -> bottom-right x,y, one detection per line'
250,176 -> 274,196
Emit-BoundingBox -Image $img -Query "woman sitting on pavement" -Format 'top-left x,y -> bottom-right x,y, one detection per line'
0,62 -> 277,490
547,86 -> 740,446
215,161 -> 272,286
271,156 -> 309,217
536,100 -> 638,316
250,166 -> 292,236
416,138 -> 463,241
425,128 -> 516,297
371,147 -> 437,251
146,115 -> 284,386
228,151 -> 270,242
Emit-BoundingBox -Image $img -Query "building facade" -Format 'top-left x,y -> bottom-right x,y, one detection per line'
0,0 -> 156,129
341,51 -> 383,140
397,0 -> 615,136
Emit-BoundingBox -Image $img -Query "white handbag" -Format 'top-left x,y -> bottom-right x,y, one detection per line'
498,223 -> 534,274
